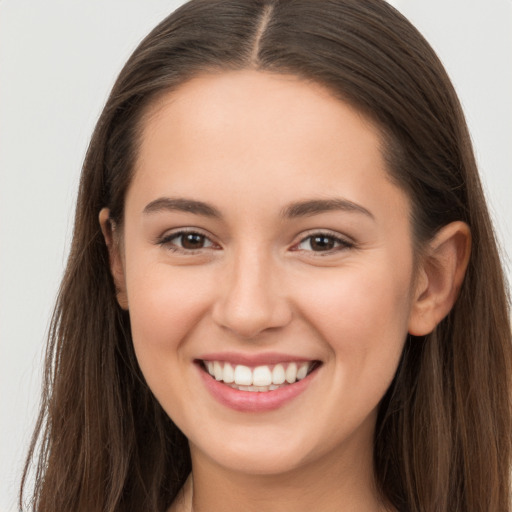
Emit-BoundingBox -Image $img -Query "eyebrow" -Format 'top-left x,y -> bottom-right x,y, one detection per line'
142,196 -> 373,220
143,197 -> 222,218
281,198 -> 374,219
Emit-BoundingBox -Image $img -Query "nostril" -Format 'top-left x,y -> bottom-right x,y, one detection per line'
212,303 -> 293,340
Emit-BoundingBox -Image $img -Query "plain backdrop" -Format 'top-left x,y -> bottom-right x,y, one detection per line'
1,1 -> 511,510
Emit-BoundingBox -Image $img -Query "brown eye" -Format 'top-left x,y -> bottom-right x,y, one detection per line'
160,231 -> 215,252
296,233 -> 353,253
309,235 -> 336,251
180,233 -> 207,249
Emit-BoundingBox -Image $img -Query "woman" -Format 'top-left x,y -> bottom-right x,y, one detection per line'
21,0 -> 511,511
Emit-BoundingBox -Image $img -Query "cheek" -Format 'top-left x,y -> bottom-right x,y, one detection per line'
125,262 -> 214,373
295,260 -> 413,369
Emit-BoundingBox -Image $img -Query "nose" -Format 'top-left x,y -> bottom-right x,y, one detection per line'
211,247 -> 293,339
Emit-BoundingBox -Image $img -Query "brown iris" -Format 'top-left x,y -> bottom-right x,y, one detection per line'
181,233 -> 207,249
309,235 -> 336,251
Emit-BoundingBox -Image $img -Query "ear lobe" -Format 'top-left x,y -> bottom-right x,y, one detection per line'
408,221 -> 471,336
99,208 -> 129,310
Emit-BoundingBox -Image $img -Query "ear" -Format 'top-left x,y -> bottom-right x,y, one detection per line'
99,208 -> 129,310
408,221 -> 471,336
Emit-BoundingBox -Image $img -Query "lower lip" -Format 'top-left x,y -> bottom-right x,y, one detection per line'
197,364 -> 318,412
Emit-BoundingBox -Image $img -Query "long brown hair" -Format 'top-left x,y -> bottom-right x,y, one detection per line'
21,1 -> 511,511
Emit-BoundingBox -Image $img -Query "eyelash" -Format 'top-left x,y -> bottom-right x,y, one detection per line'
292,231 -> 354,254
158,229 -> 217,253
157,229 -> 354,255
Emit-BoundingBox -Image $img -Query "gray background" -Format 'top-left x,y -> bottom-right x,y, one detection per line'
1,1 -> 510,510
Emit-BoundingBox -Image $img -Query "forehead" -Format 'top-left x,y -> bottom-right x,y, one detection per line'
140,70 -> 381,153
128,69 -> 409,225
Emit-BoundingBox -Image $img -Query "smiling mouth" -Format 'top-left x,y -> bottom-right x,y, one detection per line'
197,360 -> 322,392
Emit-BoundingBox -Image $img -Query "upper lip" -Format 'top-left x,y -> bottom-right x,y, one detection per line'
196,352 -> 319,367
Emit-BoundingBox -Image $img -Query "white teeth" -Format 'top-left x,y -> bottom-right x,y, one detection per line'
234,365 -> 253,386
204,360 -> 316,389
223,362 -> 234,383
285,362 -> 298,383
252,365 -> 272,386
272,364 -> 286,384
297,362 -> 309,380
213,361 -> 223,381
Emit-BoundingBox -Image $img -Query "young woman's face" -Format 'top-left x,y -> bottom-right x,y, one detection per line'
118,70 -> 418,477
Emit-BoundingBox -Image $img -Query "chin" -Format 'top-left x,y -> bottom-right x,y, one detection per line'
189,427 -> 326,477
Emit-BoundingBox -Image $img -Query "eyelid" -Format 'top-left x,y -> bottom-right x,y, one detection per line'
290,229 -> 355,253
155,227 -> 354,255
157,227 -> 220,252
